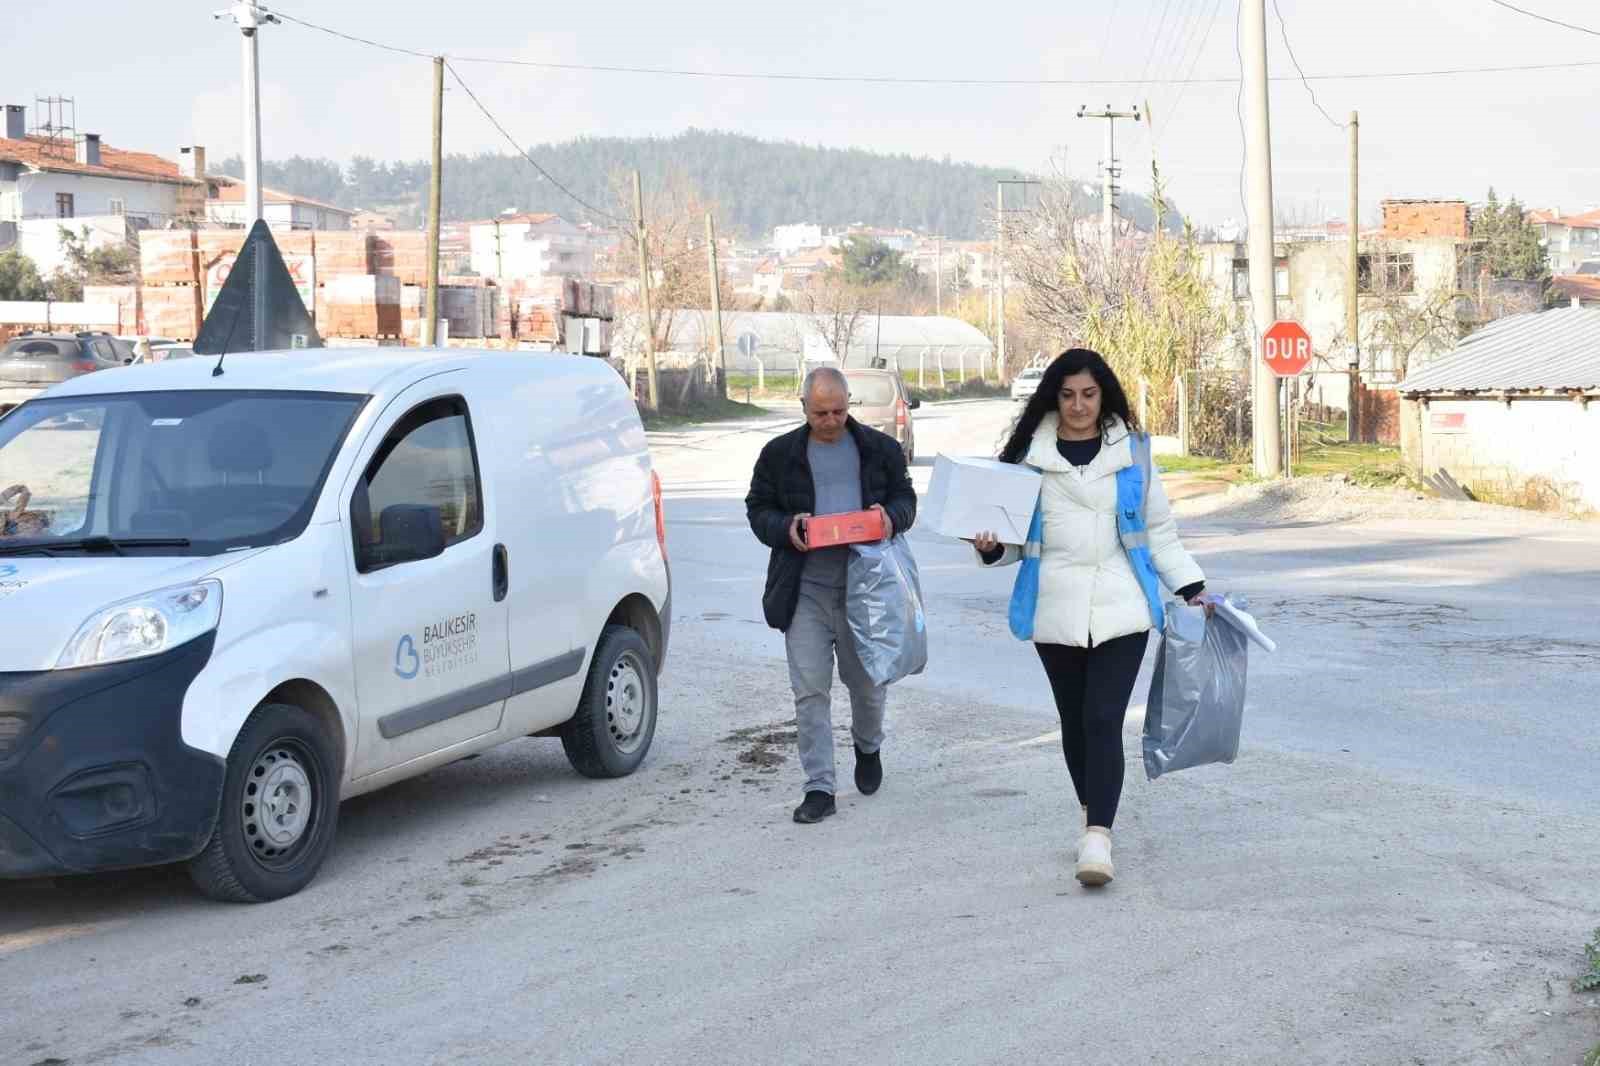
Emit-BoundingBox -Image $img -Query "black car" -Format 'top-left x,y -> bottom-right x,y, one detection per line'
0,332 -> 135,415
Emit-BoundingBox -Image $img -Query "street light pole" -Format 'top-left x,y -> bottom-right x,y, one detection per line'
215,1 -> 277,224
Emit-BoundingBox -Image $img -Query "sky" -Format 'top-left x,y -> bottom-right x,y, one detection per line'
5,0 -> 1600,228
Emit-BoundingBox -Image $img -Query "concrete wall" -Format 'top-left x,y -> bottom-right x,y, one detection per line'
1407,395 -> 1600,509
17,215 -> 128,276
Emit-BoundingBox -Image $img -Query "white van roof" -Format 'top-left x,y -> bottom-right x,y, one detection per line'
42,348 -> 608,404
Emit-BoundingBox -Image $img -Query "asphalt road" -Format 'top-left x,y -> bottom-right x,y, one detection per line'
4,398 -> 1598,1066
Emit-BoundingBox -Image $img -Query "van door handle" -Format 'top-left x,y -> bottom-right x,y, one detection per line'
492,543 -> 509,602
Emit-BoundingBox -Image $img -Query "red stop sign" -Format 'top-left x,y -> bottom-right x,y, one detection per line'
1263,320 -> 1312,377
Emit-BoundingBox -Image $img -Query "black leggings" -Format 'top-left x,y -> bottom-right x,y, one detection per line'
1034,632 -> 1149,829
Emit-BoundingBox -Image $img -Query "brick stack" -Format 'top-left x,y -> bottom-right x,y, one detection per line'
315,231 -> 373,275
321,275 -> 402,338
373,232 -> 429,287
138,231 -> 201,340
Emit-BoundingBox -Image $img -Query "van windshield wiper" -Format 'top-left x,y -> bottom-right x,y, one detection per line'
0,536 -> 192,556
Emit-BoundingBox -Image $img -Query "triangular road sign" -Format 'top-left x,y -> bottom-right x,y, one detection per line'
194,220 -> 322,355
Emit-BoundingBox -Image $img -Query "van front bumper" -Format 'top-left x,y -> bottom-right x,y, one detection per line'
0,635 -> 223,879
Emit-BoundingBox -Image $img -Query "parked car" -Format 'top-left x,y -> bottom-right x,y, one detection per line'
0,332 -> 136,416
134,343 -> 197,364
0,348 -> 671,902
842,367 -> 920,464
1011,365 -> 1046,403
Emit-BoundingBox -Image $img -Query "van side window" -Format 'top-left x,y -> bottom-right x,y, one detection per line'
351,396 -> 483,573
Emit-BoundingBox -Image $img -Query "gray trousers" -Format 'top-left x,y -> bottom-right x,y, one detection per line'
785,581 -> 887,795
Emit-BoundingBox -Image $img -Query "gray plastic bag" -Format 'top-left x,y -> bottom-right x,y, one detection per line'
1142,601 -> 1248,780
845,535 -> 928,686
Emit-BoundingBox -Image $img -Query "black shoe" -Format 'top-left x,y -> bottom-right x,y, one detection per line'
793,790 -> 836,824
854,746 -> 883,796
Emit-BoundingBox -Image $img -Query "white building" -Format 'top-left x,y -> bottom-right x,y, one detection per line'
468,213 -> 596,280
204,173 -> 354,231
1399,308 -> 1600,511
772,223 -> 824,257
0,104 -> 206,268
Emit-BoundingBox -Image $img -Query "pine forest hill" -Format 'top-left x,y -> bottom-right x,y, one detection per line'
220,129 -> 1181,240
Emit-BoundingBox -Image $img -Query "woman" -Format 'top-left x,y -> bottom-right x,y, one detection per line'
973,348 -> 1206,887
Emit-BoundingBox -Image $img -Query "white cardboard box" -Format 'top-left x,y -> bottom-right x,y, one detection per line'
922,454 -> 1041,545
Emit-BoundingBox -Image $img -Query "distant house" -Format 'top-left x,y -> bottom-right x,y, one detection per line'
773,223 -> 824,257
0,103 -> 206,273
468,213 -> 595,280
351,210 -> 396,231
1529,208 -> 1600,275
1398,307 -> 1600,510
1551,274 -> 1600,309
204,174 -> 355,231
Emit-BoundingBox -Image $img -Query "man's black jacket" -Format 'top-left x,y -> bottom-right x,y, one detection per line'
744,417 -> 917,631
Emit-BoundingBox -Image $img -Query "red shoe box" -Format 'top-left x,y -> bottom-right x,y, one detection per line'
806,508 -> 886,548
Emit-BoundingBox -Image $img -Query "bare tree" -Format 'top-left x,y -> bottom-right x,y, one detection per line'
795,268 -> 869,366
1004,166 -> 1238,431
610,168 -> 729,367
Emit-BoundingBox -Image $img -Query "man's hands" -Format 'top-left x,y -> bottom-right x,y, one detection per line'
788,513 -> 811,552
870,503 -> 894,541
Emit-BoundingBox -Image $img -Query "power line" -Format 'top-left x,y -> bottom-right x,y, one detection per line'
1157,0 -> 1228,145
445,62 -> 625,224
447,53 -> 1600,84
1271,0 -> 1349,129
272,11 -> 433,59
272,10 -> 1600,85
1486,0 -> 1600,37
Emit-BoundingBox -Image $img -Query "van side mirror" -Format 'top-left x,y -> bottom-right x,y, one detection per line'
361,504 -> 446,569
907,398 -> 922,411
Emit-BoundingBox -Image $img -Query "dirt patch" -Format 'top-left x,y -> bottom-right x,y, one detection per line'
1427,636 -> 1600,668
1180,474 -> 1579,528
721,723 -> 795,774
1262,595 -> 1466,632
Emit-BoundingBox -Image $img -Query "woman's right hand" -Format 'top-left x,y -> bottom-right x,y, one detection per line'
972,531 -> 1000,554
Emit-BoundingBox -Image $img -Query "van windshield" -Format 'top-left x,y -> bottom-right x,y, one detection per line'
0,390 -> 365,556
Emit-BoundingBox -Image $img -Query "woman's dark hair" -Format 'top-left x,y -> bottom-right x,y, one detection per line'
997,348 -> 1138,464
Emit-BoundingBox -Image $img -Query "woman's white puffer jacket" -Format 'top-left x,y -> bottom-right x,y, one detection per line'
984,414 -> 1203,648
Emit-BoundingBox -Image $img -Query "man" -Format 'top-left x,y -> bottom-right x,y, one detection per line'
745,366 -> 917,824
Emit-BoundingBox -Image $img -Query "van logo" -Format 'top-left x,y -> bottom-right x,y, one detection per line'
394,634 -> 420,680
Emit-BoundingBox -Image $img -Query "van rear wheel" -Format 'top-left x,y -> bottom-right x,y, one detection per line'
561,625 -> 658,779
187,702 -> 340,903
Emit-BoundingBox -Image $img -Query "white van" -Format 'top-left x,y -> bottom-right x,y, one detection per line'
0,349 -> 670,901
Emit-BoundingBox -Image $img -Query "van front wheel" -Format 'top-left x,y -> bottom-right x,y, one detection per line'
187,702 -> 340,903
561,625 -> 658,779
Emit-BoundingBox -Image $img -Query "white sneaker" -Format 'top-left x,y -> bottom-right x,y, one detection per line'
1075,826 -> 1114,886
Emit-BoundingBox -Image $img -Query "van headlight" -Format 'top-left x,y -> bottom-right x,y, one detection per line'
56,580 -> 223,669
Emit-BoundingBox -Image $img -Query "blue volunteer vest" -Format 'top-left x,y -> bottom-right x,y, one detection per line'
1007,431 -> 1166,641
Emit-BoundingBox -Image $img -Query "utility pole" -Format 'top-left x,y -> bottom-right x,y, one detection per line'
633,170 -> 659,410
215,1 -> 278,223
705,212 -> 726,397
1346,109 -> 1361,443
424,56 -> 444,347
1242,0 -> 1283,477
935,235 -> 943,317
1077,104 -> 1140,254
